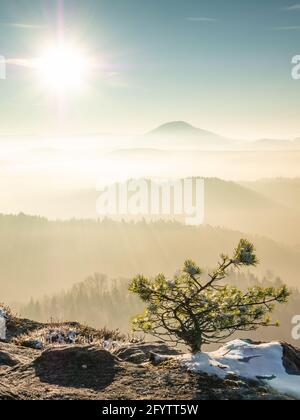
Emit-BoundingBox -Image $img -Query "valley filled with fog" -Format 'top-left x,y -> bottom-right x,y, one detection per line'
1,122 -> 300,221
1,122 -> 300,345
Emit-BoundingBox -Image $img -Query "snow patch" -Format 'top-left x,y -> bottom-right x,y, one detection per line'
45,329 -> 78,345
181,339 -> 300,399
0,309 -> 7,340
18,325 -> 126,351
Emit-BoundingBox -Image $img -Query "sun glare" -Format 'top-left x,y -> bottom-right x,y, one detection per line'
36,45 -> 89,92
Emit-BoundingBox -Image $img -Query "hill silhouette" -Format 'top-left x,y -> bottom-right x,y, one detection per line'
147,121 -> 232,149
0,213 -> 300,305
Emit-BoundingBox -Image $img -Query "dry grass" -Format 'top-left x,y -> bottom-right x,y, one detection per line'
0,303 -> 13,320
12,320 -> 143,350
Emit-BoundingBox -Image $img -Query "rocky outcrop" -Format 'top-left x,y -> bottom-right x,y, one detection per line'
33,345 -> 122,390
282,342 -> 300,376
0,342 -> 38,367
114,342 -> 181,364
0,318 -> 299,400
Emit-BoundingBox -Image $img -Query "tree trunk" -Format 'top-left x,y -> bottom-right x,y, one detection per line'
191,337 -> 202,353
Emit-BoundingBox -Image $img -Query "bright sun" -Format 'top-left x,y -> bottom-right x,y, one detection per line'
36,45 -> 89,92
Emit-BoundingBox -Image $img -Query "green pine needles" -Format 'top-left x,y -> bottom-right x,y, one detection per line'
129,239 -> 289,353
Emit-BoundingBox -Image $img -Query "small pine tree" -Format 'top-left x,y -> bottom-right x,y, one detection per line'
129,239 -> 289,353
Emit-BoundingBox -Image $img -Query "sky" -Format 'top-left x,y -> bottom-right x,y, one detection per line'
0,0 -> 300,139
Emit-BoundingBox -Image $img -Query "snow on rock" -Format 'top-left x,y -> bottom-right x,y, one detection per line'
45,329 -> 78,345
17,324 -> 127,351
0,309 -> 8,340
181,339 -> 300,399
0,317 -> 6,340
102,339 -> 122,352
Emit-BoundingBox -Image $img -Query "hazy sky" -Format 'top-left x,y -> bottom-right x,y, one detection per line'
0,0 -> 300,139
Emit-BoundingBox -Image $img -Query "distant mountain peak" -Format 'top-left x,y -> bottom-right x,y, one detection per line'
149,121 -> 214,136
157,121 -> 197,130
